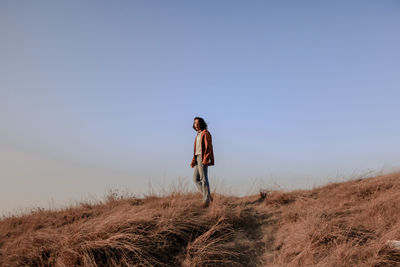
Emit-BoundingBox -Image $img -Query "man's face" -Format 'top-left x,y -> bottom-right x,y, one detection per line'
194,119 -> 201,131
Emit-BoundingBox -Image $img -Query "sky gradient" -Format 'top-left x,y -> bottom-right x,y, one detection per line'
1,1 -> 400,216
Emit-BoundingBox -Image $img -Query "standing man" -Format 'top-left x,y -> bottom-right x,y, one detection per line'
191,117 -> 214,207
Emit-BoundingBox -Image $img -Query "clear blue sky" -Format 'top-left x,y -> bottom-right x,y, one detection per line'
1,1 -> 400,215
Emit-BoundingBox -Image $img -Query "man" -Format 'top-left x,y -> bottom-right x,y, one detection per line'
190,117 -> 214,207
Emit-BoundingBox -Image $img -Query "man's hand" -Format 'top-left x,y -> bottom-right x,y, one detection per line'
202,160 -> 210,166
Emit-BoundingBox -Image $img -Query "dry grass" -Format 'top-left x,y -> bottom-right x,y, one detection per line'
263,172 -> 400,267
1,172 -> 400,266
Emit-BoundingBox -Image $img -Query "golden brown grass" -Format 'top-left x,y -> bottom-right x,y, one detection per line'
1,172 -> 400,266
263,172 -> 400,267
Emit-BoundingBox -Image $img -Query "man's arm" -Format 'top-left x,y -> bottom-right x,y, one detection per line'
202,132 -> 213,165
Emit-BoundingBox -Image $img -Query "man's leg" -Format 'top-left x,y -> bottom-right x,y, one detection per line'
197,156 -> 211,202
193,158 -> 204,196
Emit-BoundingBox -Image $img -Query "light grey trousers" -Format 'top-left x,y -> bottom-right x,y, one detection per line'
193,154 -> 211,201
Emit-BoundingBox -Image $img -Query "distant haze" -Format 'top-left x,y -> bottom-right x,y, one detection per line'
1,1 -> 400,216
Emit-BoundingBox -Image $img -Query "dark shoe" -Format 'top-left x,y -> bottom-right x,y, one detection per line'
210,195 -> 214,202
202,200 -> 210,208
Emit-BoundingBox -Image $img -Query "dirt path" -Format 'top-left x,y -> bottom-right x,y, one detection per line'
221,196 -> 280,266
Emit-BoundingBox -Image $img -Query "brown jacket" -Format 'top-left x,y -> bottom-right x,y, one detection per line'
190,129 -> 214,167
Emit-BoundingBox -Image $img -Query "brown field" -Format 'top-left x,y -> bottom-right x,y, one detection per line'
1,172 -> 400,266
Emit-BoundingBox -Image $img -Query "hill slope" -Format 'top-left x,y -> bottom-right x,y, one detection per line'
1,173 -> 400,266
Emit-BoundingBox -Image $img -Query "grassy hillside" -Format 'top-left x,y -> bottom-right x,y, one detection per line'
1,173 -> 400,266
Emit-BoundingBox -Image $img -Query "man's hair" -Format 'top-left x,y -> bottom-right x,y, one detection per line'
193,117 -> 208,131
